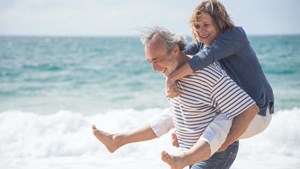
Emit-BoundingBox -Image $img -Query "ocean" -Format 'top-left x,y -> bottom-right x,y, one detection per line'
1,35 -> 300,169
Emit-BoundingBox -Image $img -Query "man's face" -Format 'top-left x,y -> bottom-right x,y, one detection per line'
145,37 -> 177,77
192,12 -> 220,46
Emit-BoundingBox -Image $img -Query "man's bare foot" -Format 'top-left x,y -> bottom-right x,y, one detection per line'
92,124 -> 120,153
161,151 -> 185,169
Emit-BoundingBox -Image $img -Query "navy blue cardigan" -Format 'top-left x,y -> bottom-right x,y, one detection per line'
185,27 -> 274,116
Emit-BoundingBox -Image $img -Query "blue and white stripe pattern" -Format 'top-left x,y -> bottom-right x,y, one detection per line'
170,62 -> 255,150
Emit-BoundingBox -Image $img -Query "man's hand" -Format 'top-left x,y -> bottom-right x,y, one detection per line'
171,132 -> 179,147
166,77 -> 180,98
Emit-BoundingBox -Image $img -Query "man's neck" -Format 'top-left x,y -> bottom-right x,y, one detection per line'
176,52 -> 191,69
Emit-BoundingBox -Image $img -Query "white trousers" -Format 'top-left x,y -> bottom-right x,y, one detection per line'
200,107 -> 272,156
148,107 -> 272,156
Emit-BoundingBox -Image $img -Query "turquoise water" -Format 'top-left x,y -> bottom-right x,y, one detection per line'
249,35 -> 300,110
0,36 -> 167,114
1,36 -> 300,169
0,35 -> 300,114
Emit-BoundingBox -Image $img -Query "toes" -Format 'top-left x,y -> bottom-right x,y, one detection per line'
161,151 -> 171,161
161,151 -> 167,160
161,151 -> 167,157
92,125 -> 99,135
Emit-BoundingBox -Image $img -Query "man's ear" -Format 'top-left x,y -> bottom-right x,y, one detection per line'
173,44 -> 180,55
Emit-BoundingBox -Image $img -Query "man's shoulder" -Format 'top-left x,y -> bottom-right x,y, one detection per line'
194,62 -> 225,75
183,62 -> 226,84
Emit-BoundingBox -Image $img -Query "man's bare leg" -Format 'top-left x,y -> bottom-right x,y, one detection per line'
92,124 -> 157,153
161,140 -> 211,169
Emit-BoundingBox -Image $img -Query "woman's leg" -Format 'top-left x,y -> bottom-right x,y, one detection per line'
161,107 -> 272,169
161,113 -> 232,169
92,108 -> 173,153
239,107 -> 272,139
92,124 -> 157,153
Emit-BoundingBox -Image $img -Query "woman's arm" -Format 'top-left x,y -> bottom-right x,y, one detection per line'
169,27 -> 244,81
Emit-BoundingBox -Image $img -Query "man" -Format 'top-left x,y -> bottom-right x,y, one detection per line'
92,26 -> 258,169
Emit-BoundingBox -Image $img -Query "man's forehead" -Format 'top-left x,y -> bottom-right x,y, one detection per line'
146,36 -> 166,50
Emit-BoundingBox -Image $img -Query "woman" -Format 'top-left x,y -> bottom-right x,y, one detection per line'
167,0 -> 274,116
162,0 -> 274,168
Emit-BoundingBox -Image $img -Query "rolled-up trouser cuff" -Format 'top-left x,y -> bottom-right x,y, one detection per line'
148,108 -> 174,138
200,113 -> 232,156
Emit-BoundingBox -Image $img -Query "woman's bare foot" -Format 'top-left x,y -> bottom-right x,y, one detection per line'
92,124 -> 121,153
161,151 -> 185,169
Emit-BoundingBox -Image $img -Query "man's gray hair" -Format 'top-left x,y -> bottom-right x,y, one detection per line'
140,26 -> 187,53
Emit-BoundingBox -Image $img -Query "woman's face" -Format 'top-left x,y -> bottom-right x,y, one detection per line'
193,12 -> 220,46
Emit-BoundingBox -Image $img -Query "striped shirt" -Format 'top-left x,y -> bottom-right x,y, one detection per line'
170,61 -> 255,150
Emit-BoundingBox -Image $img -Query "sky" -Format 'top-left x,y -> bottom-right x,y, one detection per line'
0,0 -> 299,36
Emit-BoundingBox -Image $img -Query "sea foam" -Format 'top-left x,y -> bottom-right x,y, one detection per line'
1,108 -> 299,168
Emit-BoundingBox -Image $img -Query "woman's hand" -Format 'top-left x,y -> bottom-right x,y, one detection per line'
166,77 -> 180,98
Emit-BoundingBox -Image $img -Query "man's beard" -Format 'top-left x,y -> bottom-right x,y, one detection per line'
162,56 -> 178,77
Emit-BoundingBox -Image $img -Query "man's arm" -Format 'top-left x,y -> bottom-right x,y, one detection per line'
217,103 -> 259,152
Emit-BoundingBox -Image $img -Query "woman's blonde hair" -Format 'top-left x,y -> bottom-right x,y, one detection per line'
190,0 -> 235,42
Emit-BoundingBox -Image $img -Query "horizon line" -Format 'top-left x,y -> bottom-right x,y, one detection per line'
1,33 -> 300,38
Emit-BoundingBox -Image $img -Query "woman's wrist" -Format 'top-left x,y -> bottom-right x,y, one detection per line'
168,72 -> 177,82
